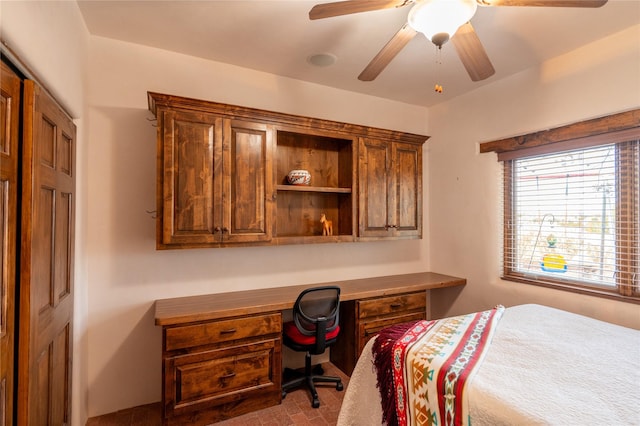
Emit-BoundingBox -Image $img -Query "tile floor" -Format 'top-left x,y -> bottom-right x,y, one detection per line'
86,363 -> 350,426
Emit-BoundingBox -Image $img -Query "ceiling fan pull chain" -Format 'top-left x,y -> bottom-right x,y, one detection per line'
434,44 -> 443,94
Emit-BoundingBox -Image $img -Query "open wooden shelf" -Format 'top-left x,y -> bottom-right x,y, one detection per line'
275,130 -> 355,238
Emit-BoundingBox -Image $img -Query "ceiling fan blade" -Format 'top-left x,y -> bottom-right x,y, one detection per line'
358,23 -> 417,81
309,0 -> 413,20
477,0 -> 606,7
451,22 -> 495,82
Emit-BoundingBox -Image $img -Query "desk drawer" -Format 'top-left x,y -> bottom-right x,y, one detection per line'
358,311 -> 426,353
357,292 -> 426,319
165,339 -> 281,423
165,313 -> 281,351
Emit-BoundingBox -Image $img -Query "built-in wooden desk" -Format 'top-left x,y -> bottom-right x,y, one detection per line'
155,272 -> 465,425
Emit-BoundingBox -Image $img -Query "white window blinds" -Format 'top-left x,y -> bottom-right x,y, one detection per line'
503,140 -> 639,298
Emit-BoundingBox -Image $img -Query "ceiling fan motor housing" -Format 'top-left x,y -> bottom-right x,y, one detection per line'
407,0 -> 478,44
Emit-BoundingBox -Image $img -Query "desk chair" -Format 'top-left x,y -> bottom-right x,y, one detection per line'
282,286 -> 344,408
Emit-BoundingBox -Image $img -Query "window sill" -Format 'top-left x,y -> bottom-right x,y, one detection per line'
502,274 -> 640,305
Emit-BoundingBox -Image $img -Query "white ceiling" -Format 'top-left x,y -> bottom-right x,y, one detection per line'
77,0 -> 640,108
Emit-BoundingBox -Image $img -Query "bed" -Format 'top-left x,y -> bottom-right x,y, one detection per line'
337,304 -> 640,426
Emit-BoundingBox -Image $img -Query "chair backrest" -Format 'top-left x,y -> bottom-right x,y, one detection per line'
292,286 -> 340,353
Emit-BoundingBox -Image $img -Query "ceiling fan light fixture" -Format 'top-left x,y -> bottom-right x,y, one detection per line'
408,0 -> 478,46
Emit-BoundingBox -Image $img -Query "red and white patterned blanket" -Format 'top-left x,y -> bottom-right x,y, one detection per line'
372,306 -> 504,426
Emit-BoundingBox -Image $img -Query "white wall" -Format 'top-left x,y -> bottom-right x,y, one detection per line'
0,1 -> 90,425
85,36 -> 431,417
428,25 -> 640,328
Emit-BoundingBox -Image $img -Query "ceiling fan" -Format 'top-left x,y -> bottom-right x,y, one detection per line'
309,0 -> 608,83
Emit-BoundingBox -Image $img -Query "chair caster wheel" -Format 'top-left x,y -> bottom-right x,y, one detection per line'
282,391 -> 287,399
312,399 -> 320,408
337,382 -> 344,391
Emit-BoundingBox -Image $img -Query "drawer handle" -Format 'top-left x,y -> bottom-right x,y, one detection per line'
219,328 -> 237,334
390,303 -> 403,308
221,372 -> 236,379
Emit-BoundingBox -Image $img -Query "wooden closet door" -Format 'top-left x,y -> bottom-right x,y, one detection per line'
18,81 -> 76,425
0,61 -> 21,426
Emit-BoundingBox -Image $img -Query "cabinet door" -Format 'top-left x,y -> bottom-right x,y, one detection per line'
391,141 -> 422,238
358,138 -> 422,239
358,137 -> 393,238
221,120 -> 273,243
159,109 -> 222,247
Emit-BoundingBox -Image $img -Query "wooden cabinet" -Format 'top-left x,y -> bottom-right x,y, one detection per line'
148,92 -> 428,249
162,313 -> 282,425
331,291 -> 426,375
359,138 -> 422,239
156,108 -> 273,248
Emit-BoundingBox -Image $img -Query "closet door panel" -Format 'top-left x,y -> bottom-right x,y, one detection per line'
18,80 -> 75,425
0,61 -> 20,426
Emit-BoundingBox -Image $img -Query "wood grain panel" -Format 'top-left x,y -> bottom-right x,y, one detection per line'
173,113 -> 216,234
164,338 -> 281,424
357,292 -> 425,318
149,92 -> 429,145
176,349 -> 272,404
159,109 -> 222,246
0,181 -> 6,333
479,108 -> 640,154
33,344 -> 52,425
359,138 -> 390,234
18,80 -> 75,425
55,192 -> 72,300
60,132 -> 72,176
276,131 -> 349,188
275,192 -> 340,237
165,313 -> 281,351
0,60 -> 20,426
394,142 -> 421,235
51,324 -> 70,424
155,272 -> 465,326
36,187 -> 55,311
39,116 -> 56,168
224,120 -> 273,243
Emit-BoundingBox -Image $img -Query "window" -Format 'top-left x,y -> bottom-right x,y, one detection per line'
481,110 -> 639,302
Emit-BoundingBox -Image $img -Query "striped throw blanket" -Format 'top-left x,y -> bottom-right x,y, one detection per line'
372,306 -> 504,426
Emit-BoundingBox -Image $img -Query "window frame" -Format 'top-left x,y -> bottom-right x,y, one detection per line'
480,109 -> 640,304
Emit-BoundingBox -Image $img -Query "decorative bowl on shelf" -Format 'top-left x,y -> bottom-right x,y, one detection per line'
287,169 -> 311,185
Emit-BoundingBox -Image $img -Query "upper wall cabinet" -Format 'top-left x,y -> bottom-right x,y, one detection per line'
155,108 -> 274,248
148,92 -> 428,249
358,138 -> 422,239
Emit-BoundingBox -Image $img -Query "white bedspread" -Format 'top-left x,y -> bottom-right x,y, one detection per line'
337,304 -> 640,426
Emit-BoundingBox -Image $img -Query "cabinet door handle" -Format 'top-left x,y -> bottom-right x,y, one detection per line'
220,328 -> 237,334
220,372 -> 236,379
221,227 -> 229,233
390,303 -> 402,309
214,227 -> 222,233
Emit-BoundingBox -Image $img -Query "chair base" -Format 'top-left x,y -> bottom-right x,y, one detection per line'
282,354 -> 343,408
